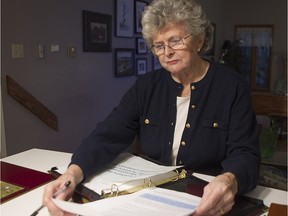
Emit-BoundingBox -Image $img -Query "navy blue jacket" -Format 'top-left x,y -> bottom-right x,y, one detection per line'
71,61 -> 260,194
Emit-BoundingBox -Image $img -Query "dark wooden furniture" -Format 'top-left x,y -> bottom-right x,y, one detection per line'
251,93 -> 287,117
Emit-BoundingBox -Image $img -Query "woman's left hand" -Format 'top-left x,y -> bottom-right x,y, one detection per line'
192,172 -> 238,216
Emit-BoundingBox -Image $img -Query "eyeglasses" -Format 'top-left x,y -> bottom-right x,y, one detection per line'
151,34 -> 192,55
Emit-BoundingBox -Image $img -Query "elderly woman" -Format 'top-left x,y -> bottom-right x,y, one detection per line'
43,0 -> 260,215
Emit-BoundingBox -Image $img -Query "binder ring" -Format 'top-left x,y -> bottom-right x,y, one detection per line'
144,178 -> 152,187
148,178 -> 152,187
110,184 -> 119,196
172,169 -> 179,182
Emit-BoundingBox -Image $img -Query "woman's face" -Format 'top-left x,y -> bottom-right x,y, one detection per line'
152,24 -> 202,76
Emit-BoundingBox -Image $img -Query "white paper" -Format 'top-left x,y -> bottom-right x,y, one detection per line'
53,187 -> 200,216
57,153 -> 182,194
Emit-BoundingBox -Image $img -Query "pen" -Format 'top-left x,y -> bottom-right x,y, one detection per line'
30,180 -> 71,216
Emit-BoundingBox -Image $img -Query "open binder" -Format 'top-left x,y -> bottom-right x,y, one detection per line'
48,153 -> 187,200
48,153 -> 268,216
100,168 -> 187,198
49,167 -> 187,199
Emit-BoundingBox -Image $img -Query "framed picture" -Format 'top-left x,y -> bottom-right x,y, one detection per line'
82,10 -> 112,52
153,56 -> 162,70
136,58 -> 147,75
115,0 -> 134,37
135,1 -> 147,34
136,37 -> 147,54
115,49 -> 134,77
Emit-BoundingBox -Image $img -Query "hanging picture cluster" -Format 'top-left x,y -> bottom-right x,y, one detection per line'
82,0 -> 149,77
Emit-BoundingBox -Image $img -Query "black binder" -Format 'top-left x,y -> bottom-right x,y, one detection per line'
159,174 -> 269,216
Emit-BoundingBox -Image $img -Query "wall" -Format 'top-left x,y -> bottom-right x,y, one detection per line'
1,0 -> 286,156
1,0 -> 140,155
0,0 -> 6,158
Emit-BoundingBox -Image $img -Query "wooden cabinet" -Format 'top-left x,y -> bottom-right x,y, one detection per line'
251,93 -> 287,117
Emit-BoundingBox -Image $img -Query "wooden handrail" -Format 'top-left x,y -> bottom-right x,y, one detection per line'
6,75 -> 58,130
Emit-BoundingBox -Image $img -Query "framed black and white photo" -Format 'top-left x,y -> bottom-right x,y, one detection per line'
136,37 -> 147,54
135,1 -> 147,34
115,49 -> 134,77
115,0 -> 134,37
136,58 -> 147,75
82,10 -> 112,52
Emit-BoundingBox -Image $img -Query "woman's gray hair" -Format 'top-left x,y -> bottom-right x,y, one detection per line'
141,0 -> 214,54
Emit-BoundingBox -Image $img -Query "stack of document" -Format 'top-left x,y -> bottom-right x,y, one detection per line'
53,187 -> 200,216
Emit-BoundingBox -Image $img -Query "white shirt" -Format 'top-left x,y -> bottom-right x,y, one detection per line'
171,96 -> 190,165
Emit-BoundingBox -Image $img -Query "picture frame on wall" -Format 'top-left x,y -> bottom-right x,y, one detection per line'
115,0 -> 134,37
136,58 -> 147,75
82,10 -> 112,52
115,49 -> 134,77
136,37 -> 147,54
153,55 -> 162,70
135,1 -> 147,34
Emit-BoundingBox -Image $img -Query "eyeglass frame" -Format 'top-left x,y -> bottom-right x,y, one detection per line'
150,34 -> 192,55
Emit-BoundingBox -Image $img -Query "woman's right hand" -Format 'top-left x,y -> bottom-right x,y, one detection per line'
42,164 -> 84,216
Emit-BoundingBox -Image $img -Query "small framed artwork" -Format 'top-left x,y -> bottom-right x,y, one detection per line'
136,37 -> 147,54
136,58 -> 147,75
153,56 -> 162,70
82,10 -> 112,52
115,49 -> 134,77
115,0 -> 134,37
135,1 -> 147,34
